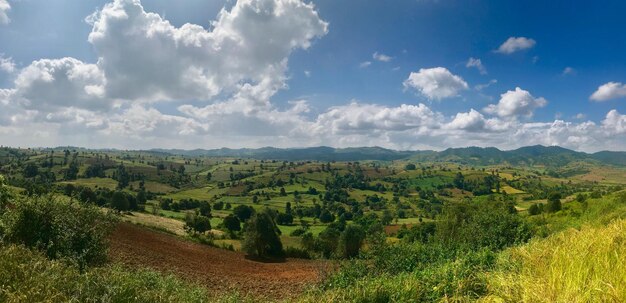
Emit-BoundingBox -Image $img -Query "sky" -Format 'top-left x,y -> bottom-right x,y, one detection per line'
0,0 -> 625,152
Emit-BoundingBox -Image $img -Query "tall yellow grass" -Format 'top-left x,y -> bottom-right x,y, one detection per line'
481,219 -> 626,303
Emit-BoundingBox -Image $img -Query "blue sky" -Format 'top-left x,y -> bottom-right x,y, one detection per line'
0,0 -> 625,151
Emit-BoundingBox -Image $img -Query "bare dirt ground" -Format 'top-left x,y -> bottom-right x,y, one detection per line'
109,222 -> 328,300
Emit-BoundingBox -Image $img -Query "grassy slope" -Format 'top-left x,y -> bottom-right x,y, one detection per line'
295,191 -> 626,303
481,219 -> 626,302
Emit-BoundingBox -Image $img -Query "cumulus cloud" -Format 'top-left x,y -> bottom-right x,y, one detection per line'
88,0 -> 328,103
403,67 -> 468,100
1,0 -> 625,152
495,37 -> 536,54
484,87 -> 547,118
311,102 -> 441,135
373,52 -> 392,62
590,82 -> 626,101
0,54 -> 15,73
602,109 -> 626,134
9,58 -> 107,111
0,0 -> 10,25
466,57 -> 486,75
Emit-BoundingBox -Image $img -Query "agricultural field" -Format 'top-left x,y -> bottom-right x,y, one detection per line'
1,146 -> 625,301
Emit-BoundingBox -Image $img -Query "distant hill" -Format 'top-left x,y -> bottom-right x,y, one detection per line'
151,146 -> 418,162
150,145 -> 626,166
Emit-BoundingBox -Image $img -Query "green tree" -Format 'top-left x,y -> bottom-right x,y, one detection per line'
528,203 -> 541,216
23,163 -> 39,178
381,209 -> 394,226
64,161 -> 79,180
242,210 -> 284,258
111,191 -> 129,212
319,209 -> 335,223
547,192 -> 562,213
223,214 -> 241,233
233,204 -> 254,222
337,224 -> 366,259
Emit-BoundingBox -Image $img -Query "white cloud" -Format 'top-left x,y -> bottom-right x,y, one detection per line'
574,113 -> 586,120
87,0 -> 328,103
403,67 -> 468,100
0,0 -> 10,25
1,1 -> 625,152
304,70 -> 311,77
359,61 -> 371,68
602,109 -> 626,134
475,79 -> 497,91
10,58 -> 107,111
590,82 -> 626,102
562,67 -> 576,76
466,57 -> 486,75
373,52 -> 392,62
484,87 -> 547,118
495,37 -> 536,54
446,109 -> 486,132
0,54 -> 15,73
312,102 -> 441,134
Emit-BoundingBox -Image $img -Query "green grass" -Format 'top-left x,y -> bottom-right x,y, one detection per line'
59,177 -> 118,190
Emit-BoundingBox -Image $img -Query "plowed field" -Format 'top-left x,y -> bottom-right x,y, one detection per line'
109,223 -> 327,300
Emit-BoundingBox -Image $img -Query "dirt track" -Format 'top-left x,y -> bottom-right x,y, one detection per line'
109,223 -> 327,300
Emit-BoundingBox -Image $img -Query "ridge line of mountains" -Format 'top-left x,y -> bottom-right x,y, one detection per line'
144,145 -> 626,166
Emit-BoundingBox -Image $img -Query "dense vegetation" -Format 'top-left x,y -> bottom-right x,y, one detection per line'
0,145 -> 625,302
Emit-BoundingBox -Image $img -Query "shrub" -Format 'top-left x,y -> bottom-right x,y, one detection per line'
436,200 -> 532,251
184,213 -> 211,234
1,195 -> 116,269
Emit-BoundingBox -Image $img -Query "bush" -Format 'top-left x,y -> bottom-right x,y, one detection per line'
1,195 -> 116,269
289,227 -> 307,236
242,210 -> 284,258
436,200 -> 532,251
184,213 -> 211,234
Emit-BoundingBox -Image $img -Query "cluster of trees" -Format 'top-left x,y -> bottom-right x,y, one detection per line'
0,176 -> 116,270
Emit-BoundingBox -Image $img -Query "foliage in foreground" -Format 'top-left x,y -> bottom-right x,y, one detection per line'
0,244 -> 213,303
0,194 -> 116,269
481,218 -> 626,303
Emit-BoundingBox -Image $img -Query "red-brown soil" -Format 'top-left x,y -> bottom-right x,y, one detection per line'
109,222 -> 328,300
